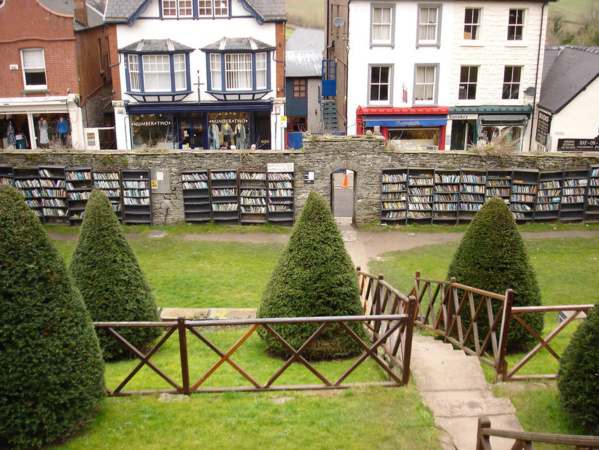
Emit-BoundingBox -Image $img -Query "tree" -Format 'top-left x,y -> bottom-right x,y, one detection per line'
446,197 -> 544,350
257,191 -> 366,360
0,185 -> 105,447
69,189 -> 160,361
557,303 -> 599,434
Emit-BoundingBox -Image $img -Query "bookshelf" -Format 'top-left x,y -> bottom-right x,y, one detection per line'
585,164 -> 599,223
433,169 -> 460,224
239,170 -> 267,225
181,169 -> 211,223
560,168 -> 588,222
0,165 -> 14,186
511,169 -> 539,222
381,168 -> 408,225
93,170 -> 122,220
14,167 -> 42,218
65,167 -> 92,225
458,169 -> 486,223
39,165 -> 68,224
122,169 -> 152,225
210,169 -> 239,225
267,170 -> 295,226
407,168 -> 434,223
534,171 -> 563,222
485,169 -> 512,206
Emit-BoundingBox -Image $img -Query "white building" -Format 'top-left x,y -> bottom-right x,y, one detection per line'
325,0 -> 550,151
105,0 -> 286,150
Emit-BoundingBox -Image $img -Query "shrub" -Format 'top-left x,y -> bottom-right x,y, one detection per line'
257,191 -> 366,360
69,189 -> 160,361
446,197 -> 544,350
0,185 -> 105,447
557,303 -> 599,434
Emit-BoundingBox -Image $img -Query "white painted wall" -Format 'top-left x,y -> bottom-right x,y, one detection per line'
307,78 -> 321,131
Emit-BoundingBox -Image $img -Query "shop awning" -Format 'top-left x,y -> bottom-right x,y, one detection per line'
126,100 -> 273,114
478,114 -> 529,126
364,115 -> 447,127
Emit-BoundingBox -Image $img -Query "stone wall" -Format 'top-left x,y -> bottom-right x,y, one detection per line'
1,135 -> 597,226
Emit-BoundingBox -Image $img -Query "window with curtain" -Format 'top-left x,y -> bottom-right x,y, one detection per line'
369,65 -> 391,103
508,9 -> 524,40
372,6 -> 393,45
464,8 -> 481,40
174,54 -> 187,91
128,54 -> 140,91
21,48 -> 47,88
143,55 -> 171,92
415,65 -> 436,102
459,66 -> 478,100
226,54 -> 252,90
502,66 -> 521,99
255,53 -> 267,89
210,54 -> 222,90
418,6 -> 439,44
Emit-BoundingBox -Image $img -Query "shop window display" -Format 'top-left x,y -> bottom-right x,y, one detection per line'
131,114 -> 174,149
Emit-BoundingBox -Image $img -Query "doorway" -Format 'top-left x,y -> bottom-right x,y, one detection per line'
331,169 -> 355,220
179,119 -> 203,149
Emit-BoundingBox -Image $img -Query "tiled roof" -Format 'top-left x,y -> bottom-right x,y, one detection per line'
104,0 -> 146,22
202,37 -> 274,51
286,28 -> 324,52
242,0 -> 286,21
119,39 -> 194,53
539,46 -> 599,113
39,0 -> 105,29
286,51 -> 322,77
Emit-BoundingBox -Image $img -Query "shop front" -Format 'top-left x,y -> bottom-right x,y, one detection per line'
448,106 -> 533,151
356,107 -> 448,150
122,102 -> 274,150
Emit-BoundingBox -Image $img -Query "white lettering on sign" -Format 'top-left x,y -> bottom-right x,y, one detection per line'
267,163 -> 294,172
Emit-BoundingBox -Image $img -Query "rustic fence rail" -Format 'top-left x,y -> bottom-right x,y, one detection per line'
476,416 -> 599,449
95,312 -> 416,396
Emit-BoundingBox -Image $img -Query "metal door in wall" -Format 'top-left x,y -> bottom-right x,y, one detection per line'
322,60 -> 337,97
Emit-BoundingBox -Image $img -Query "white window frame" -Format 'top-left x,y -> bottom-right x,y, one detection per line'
464,8 -> 481,40
370,4 -> 395,47
459,66 -> 478,100
143,55 -> 172,92
162,0 -> 193,18
417,5 -> 442,48
502,66 -> 521,100
174,54 -> 187,91
128,54 -> 141,91
368,64 -> 393,106
507,9 -> 525,41
210,54 -> 222,90
414,64 -> 438,105
225,54 -> 252,91
198,0 -> 228,17
21,48 -> 47,90
255,53 -> 267,90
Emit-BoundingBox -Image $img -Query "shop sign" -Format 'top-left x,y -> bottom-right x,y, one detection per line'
535,109 -> 551,144
448,114 -> 477,121
131,119 -> 172,127
557,139 -> 599,152
268,163 -> 294,172
304,171 -> 314,184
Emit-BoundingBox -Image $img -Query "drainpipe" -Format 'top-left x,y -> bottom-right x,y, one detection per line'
528,1 -> 547,152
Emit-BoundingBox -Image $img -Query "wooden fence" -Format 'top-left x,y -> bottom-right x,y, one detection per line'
95,310 -> 416,396
357,269 -> 595,382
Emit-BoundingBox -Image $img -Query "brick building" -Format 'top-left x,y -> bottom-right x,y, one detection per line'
0,0 -> 112,150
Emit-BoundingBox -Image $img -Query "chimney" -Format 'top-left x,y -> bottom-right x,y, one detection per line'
74,0 -> 89,27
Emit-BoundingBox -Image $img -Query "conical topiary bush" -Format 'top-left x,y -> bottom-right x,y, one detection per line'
0,185 -> 105,447
557,303 -> 599,434
257,191 -> 366,360
69,189 -> 161,361
446,197 -> 544,350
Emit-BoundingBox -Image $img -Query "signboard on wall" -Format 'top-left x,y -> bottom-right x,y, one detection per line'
267,163 -> 294,172
557,139 -> 599,152
535,109 -> 552,145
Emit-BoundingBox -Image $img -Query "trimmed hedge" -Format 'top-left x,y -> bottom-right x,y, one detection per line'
446,197 -> 544,350
69,189 -> 160,361
0,185 -> 105,447
257,191 -> 366,360
557,303 -> 599,434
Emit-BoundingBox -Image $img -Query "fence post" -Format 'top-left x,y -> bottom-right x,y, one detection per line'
402,295 -> 418,385
476,416 -> 492,450
445,277 -> 457,343
495,289 -> 514,383
178,316 -> 190,395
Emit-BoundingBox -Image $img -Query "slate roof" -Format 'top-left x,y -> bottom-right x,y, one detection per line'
38,0 -> 104,29
539,46 -> 599,113
105,0 -> 285,23
119,39 -> 194,53
286,28 -> 324,52
202,37 -> 274,51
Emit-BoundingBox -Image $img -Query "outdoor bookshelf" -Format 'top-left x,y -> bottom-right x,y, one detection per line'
65,167 -> 92,225
380,168 -> 408,225
458,169 -> 486,223
560,168 -> 588,222
14,166 -> 42,219
39,165 -> 68,224
485,169 -> 512,205
585,164 -> 599,223
433,169 -> 460,224
122,169 -> 152,225
534,170 -> 563,222
181,169 -> 211,223
239,169 -> 267,225
0,165 -> 14,186
93,170 -> 122,221
267,170 -> 295,227
407,168 -> 434,223
210,169 -> 239,225
510,169 -> 539,222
